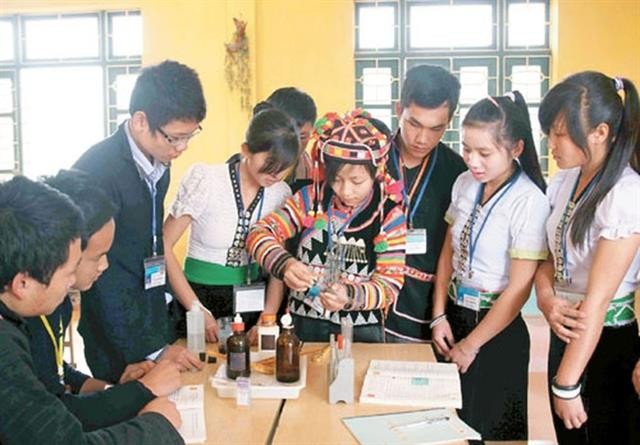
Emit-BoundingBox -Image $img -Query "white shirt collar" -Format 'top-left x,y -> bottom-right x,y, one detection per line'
124,119 -> 167,187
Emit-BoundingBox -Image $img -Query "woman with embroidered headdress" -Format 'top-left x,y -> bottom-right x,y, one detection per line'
431,91 -> 549,440
246,110 -> 407,342
535,72 -> 640,444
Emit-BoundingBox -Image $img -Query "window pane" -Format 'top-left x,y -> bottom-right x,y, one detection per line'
362,67 -> 392,105
529,106 -> 542,154
116,113 -> 129,125
367,108 -> 393,131
111,14 -> 143,57
508,3 -> 546,47
358,5 -> 395,50
459,107 -> 470,151
0,21 -> 14,61
20,66 -> 104,178
115,73 -> 138,110
459,67 -> 488,104
0,78 -> 14,113
410,5 -> 493,48
24,16 -> 99,60
0,117 -> 15,170
511,65 -> 542,102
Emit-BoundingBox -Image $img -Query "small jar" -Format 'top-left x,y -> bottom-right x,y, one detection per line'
257,313 -> 279,353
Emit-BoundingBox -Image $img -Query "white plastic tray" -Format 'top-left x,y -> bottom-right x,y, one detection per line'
210,354 -> 307,399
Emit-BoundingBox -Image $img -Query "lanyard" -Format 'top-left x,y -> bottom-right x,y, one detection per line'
233,163 -> 265,284
40,315 -> 64,380
391,147 -> 438,228
149,182 -> 159,256
466,167 -> 521,277
326,191 -> 371,251
554,171 -> 600,284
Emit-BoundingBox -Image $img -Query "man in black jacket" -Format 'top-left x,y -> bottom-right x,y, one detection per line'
0,176 -> 183,444
74,60 -> 207,382
26,169 -> 182,431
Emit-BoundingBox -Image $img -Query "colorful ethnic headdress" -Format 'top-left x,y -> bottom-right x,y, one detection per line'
304,109 -> 404,252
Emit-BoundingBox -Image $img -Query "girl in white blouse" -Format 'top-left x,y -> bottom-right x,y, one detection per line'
431,91 -> 549,440
535,71 -> 640,444
164,108 -> 299,342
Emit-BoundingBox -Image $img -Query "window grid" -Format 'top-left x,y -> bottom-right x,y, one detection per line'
355,0 -> 551,175
0,10 -> 141,176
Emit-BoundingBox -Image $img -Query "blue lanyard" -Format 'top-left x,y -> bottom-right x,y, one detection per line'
557,171 -> 599,283
391,147 -> 438,228
146,180 -> 159,257
467,168 -> 522,275
326,192 -> 370,251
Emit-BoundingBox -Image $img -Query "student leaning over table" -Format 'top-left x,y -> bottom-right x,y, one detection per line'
164,108 -> 298,343
73,60 -> 206,382
431,91 -> 549,441
0,176 -> 183,445
24,169 -> 182,432
246,109 -> 407,342
535,71 -> 640,444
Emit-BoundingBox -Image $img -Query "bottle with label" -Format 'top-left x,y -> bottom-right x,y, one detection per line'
186,301 -> 206,362
276,313 -> 300,383
226,313 -> 251,379
257,313 -> 279,353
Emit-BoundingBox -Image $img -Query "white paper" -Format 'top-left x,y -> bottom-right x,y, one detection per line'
343,408 -> 481,444
169,385 -> 207,444
233,284 -> 265,313
359,360 -> 462,408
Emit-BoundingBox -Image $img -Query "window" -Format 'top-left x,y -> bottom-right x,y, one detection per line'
355,0 -> 551,174
0,10 -> 142,178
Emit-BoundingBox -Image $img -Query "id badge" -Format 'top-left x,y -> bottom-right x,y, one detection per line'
405,228 -> 427,255
233,282 -> 266,313
143,255 -> 166,290
456,285 -> 480,312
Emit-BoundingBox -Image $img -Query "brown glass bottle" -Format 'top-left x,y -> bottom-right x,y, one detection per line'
276,314 -> 300,383
226,314 -> 251,380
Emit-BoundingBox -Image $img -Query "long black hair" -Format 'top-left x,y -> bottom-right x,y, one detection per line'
463,90 -> 546,192
539,71 -> 640,246
245,108 -> 299,175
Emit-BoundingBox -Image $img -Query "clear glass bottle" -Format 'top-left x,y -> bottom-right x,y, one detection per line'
187,301 -> 206,361
226,313 -> 251,379
276,313 -> 300,383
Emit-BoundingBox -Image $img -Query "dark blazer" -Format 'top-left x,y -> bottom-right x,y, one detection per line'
0,302 -> 183,445
73,123 -> 172,382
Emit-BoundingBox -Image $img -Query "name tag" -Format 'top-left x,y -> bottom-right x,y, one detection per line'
233,282 -> 266,313
456,285 -> 480,312
405,228 -> 427,255
144,255 -> 166,290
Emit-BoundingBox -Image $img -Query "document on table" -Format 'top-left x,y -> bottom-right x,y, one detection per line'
342,408 -> 481,444
169,385 -> 206,444
359,360 -> 462,408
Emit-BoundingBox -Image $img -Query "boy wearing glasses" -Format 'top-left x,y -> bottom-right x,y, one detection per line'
74,60 -> 207,383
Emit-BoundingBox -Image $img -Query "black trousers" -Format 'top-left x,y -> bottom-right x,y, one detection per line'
291,313 -> 385,343
172,281 -> 258,337
446,304 -> 530,441
548,322 -> 640,445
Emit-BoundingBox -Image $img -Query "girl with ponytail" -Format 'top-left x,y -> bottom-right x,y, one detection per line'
431,91 -> 549,440
535,71 -> 640,444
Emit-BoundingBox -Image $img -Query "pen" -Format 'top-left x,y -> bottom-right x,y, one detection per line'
391,416 -> 450,430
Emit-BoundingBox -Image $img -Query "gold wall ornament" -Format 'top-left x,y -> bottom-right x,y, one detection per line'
224,17 -> 251,112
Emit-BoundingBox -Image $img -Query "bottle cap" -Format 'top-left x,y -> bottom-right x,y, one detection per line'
262,313 -> 277,324
280,313 -> 293,328
232,313 -> 245,332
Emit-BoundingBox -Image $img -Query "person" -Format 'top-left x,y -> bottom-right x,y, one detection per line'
73,60 -> 207,382
634,358 -> 640,396
229,87 -> 317,191
0,176 -> 182,444
431,91 -> 549,440
384,65 -> 467,343
246,109 -> 407,342
26,169 -> 181,431
164,108 -> 298,342
535,71 -> 640,444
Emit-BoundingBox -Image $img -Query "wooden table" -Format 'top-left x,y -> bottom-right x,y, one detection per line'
272,343 -> 434,444
179,342 -> 283,445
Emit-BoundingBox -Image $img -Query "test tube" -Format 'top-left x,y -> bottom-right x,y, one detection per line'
340,317 -> 353,358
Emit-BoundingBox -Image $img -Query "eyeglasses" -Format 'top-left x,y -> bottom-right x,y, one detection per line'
157,125 -> 202,147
